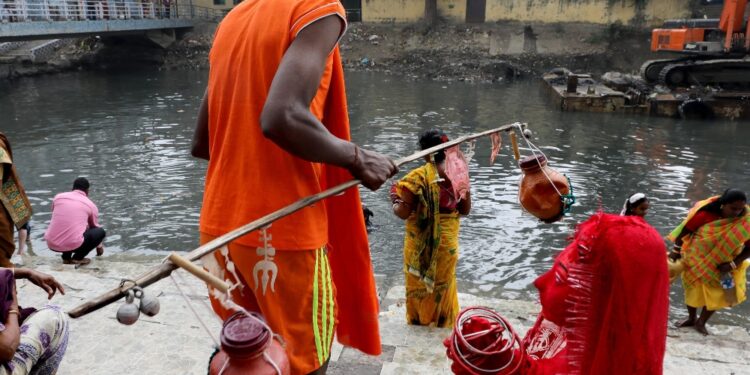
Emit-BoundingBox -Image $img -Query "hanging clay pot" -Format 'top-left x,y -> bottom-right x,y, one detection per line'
116,290 -> 140,325
138,289 -> 161,317
518,154 -> 570,223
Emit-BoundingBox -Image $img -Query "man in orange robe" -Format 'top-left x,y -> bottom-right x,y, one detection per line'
191,0 -> 398,373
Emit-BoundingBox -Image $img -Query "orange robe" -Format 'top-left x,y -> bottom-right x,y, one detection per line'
201,0 -> 381,369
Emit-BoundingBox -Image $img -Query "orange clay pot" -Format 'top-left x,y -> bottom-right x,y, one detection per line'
518,154 -> 570,223
209,312 -> 290,375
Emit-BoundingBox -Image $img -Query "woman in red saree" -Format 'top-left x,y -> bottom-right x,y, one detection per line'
524,213 -> 670,375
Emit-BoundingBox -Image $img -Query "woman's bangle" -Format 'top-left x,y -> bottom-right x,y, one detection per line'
7,310 -> 18,316
730,260 -> 737,270
672,244 -> 681,251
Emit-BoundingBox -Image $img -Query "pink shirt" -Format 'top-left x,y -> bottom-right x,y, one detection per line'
44,190 -> 100,251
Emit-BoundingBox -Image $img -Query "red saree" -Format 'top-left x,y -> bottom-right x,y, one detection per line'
525,213 -> 669,375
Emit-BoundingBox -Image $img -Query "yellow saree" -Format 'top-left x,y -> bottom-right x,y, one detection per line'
396,162 -> 460,328
668,197 -> 750,310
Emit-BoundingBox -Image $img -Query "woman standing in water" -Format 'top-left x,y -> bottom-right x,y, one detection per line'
669,189 -> 750,335
621,193 -> 650,217
391,129 -> 471,328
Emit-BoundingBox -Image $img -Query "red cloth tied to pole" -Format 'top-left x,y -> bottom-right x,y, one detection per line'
444,146 -> 470,201
489,132 -> 502,166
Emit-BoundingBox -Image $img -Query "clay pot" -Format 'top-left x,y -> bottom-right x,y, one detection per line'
209,312 -> 290,375
518,154 -> 570,223
116,290 -> 140,325
138,290 -> 161,317
667,258 -> 684,284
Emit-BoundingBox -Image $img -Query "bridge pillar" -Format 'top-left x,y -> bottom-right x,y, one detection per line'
145,28 -> 176,49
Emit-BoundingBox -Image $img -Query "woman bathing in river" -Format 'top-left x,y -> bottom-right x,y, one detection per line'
669,189 -> 750,335
390,129 -> 471,328
621,192 -> 650,217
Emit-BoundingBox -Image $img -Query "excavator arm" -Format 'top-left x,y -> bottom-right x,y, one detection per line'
719,0 -> 748,51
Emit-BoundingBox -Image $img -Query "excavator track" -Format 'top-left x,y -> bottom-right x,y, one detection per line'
657,58 -> 750,87
640,56 -> 720,83
640,59 -> 684,83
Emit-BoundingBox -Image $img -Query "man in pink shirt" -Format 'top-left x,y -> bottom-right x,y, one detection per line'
44,178 -> 106,265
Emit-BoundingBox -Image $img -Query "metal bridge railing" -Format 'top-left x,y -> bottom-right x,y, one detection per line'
176,4 -> 227,21
0,0 -> 180,23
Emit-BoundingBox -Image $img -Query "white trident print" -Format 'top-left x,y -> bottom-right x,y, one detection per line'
253,226 -> 278,295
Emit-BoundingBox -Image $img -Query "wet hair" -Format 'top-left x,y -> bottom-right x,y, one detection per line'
702,188 -> 747,215
72,177 -> 90,192
621,193 -> 648,216
418,129 -> 449,163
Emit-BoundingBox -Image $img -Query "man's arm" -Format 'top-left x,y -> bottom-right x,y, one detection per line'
88,204 -> 100,228
191,89 -> 210,161
260,15 -> 397,190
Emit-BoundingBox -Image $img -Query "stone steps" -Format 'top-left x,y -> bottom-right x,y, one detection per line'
0,39 -> 67,63
14,255 -> 750,374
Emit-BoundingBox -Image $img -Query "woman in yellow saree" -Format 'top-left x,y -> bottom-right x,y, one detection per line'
668,189 -> 750,335
391,129 -> 471,328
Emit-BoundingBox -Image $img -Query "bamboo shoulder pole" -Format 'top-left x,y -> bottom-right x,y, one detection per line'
168,252 -> 230,293
67,122 -> 526,319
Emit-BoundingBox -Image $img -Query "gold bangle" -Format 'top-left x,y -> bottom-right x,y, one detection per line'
731,261 -> 737,270
7,310 -> 18,316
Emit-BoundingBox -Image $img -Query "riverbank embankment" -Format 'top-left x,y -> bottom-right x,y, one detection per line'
2,21 -> 653,82
16,255 -> 750,374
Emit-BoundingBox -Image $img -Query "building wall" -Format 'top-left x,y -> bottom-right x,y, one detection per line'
485,0 -> 689,25
361,0 -> 426,22
362,0 -> 692,25
438,0 -> 466,22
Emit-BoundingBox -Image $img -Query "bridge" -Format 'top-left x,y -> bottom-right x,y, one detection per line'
0,0 -> 218,42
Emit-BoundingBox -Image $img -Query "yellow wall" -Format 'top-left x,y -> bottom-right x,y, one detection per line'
363,0 -> 692,25
643,0 -> 691,25
362,0 -> 426,22
485,0 -> 690,25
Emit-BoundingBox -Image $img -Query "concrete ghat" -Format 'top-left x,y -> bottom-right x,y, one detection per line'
14,256 -> 750,374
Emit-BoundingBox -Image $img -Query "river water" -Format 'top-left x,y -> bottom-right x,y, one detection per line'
2,69 -> 750,326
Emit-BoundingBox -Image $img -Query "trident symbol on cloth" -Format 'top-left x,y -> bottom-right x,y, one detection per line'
253,226 -> 278,295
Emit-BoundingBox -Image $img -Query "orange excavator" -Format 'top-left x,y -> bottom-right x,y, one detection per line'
641,0 -> 750,87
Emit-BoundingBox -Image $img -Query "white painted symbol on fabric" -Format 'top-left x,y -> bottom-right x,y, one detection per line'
253,226 -> 278,295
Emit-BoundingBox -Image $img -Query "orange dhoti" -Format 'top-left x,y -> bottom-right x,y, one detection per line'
202,233 -> 337,375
